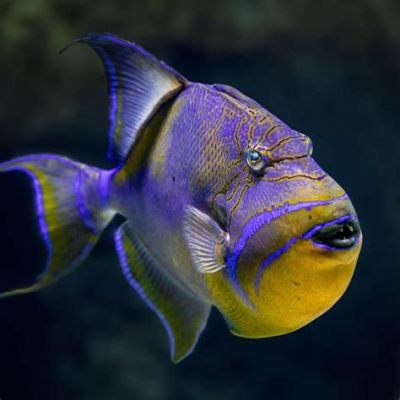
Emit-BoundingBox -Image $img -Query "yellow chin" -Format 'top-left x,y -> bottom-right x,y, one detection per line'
235,238 -> 361,338
207,236 -> 362,339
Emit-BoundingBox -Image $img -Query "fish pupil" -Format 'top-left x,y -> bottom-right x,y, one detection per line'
249,151 -> 261,162
246,150 -> 267,173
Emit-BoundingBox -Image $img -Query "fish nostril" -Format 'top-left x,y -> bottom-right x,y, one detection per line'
312,219 -> 361,249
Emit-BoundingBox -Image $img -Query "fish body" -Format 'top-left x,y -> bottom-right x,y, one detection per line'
0,34 -> 362,361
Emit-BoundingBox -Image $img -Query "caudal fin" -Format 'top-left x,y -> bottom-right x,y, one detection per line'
0,154 -> 116,297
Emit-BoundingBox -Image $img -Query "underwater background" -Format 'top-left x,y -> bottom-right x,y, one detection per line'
0,0 -> 399,399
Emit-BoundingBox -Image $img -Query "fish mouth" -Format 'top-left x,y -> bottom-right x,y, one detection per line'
310,216 -> 361,250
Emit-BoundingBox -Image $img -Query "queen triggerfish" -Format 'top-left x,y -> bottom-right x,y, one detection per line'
0,34 -> 362,362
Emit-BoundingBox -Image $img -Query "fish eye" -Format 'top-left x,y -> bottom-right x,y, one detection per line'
246,150 -> 268,173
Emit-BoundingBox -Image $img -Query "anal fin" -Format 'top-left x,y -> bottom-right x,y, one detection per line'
115,222 -> 210,362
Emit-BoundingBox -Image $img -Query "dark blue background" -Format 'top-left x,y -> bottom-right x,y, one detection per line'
0,1 -> 399,399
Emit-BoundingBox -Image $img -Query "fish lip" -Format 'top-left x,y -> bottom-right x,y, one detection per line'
308,216 -> 361,250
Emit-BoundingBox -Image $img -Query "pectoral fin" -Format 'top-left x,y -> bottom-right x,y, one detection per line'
183,206 -> 229,273
115,222 -> 210,362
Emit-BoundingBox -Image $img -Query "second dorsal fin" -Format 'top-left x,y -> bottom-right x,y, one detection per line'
67,33 -> 188,162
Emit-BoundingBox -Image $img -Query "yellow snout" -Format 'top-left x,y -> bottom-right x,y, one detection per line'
206,198 -> 362,339
233,233 -> 362,338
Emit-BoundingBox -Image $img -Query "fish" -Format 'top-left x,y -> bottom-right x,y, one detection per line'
0,34 -> 362,362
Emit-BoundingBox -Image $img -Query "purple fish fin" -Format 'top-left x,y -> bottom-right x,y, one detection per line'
115,222 -> 210,362
183,206 -> 229,273
64,33 -> 189,163
0,155 -> 116,297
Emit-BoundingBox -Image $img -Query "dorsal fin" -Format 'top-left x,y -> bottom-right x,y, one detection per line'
65,34 -> 189,162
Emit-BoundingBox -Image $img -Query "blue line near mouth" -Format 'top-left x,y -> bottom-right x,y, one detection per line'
253,214 -> 360,293
226,194 -> 349,297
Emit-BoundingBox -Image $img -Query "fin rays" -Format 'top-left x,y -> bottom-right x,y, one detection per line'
66,33 -> 188,162
0,155 -> 115,297
115,222 -> 210,362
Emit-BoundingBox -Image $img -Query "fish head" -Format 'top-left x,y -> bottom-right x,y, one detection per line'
218,123 -> 362,338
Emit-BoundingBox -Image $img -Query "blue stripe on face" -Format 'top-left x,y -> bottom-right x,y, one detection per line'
225,257 -> 255,307
225,194 -> 353,303
253,215 -> 358,292
227,194 -> 349,284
